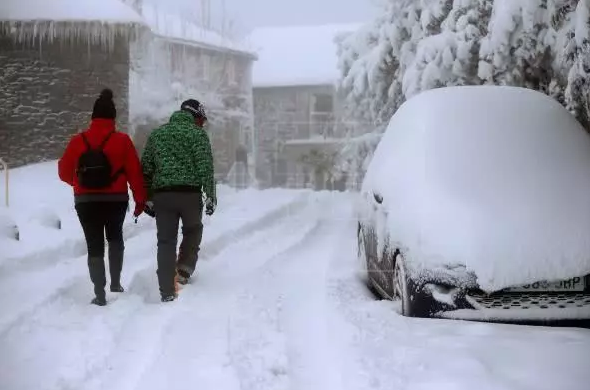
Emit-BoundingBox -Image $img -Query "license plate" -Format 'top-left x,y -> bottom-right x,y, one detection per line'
506,277 -> 586,292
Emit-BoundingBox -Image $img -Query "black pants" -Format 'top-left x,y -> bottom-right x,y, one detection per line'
152,192 -> 204,297
75,201 -> 128,297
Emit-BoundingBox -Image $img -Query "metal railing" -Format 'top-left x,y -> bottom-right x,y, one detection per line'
0,158 -> 8,207
255,120 -> 376,143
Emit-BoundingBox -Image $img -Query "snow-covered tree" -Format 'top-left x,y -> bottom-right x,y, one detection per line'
479,0 -> 553,91
332,127 -> 384,190
337,0 -> 590,132
562,1 -> 590,129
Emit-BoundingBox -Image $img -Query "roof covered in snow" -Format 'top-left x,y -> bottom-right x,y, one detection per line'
0,0 -> 144,24
141,4 -> 256,57
248,23 -> 361,88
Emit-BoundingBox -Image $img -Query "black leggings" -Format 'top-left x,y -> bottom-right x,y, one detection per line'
75,201 -> 128,295
75,201 -> 128,257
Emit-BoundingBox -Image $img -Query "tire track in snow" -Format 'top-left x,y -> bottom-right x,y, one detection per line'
223,193 -> 354,390
324,219 -> 429,390
78,195 -> 324,390
0,193 -> 309,339
0,191 -> 316,390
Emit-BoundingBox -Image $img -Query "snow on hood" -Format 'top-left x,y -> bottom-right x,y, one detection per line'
0,0 -> 144,24
363,86 -> 590,292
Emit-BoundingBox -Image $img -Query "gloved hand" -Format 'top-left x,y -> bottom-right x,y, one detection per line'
205,198 -> 216,216
144,201 -> 155,218
133,202 -> 145,218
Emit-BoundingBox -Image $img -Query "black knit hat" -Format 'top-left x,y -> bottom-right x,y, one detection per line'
180,99 -> 207,120
91,88 -> 117,120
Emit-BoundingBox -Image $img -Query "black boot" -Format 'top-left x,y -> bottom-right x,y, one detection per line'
88,256 -> 107,305
91,296 -> 107,306
161,294 -> 177,303
108,241 -> 125,293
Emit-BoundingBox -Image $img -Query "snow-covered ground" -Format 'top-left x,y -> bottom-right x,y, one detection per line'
1,162 -> 589,390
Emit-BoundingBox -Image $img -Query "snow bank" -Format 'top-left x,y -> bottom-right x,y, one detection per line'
363,85 -> 590,292
0,0 -> 143,23
248,23 -> 361,87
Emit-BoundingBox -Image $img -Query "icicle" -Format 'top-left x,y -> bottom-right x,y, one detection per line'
1,20 -> 145,53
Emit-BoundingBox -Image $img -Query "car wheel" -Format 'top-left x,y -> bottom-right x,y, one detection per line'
393,253 -> 414,317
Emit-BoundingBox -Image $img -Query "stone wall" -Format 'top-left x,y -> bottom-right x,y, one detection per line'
0,33 -> 130,168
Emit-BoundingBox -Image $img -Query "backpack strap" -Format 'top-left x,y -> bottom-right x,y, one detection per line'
81,133 -> 92,150
111,167 -> 125,181
98,131 -> 115,150
80,131 -> 114,150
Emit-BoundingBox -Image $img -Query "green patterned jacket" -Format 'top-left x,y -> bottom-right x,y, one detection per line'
141,110 -> 216,203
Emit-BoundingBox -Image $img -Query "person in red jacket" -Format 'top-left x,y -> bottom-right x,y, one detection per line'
58,89 -> 146,306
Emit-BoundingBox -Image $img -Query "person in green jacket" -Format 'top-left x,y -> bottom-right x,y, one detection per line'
141,99 -> 216,302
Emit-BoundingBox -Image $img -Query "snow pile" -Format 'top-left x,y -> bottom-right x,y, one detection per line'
248,23 -> 361,87
0,0 -> 143,23
363,85 -> 590,292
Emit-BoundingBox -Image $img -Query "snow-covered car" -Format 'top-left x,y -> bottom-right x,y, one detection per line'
357,85 -> 590,322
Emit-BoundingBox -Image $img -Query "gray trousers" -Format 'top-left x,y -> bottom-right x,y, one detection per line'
152,192 -> 204,296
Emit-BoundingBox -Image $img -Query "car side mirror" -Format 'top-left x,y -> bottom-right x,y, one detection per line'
373,192 -> 383,204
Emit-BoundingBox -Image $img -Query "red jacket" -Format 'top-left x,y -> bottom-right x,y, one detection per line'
58,119 -> 147,205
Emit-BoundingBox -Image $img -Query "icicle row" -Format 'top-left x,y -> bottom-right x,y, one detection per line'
0,21 -> 147,51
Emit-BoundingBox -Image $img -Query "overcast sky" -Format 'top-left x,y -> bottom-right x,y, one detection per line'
223,0 -> 378,31
150,0 -> 379,35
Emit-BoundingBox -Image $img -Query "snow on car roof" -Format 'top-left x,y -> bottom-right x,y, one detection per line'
362,85 -> 590,292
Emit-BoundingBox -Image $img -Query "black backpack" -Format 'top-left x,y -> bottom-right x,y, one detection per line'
76,131 -> 122,189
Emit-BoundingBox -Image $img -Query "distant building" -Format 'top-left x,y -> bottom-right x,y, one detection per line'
0,0 -> 257,180
0,0 -> 145,168
248,24 -> 362,189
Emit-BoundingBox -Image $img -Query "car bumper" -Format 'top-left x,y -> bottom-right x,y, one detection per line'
429,289 -> 590,322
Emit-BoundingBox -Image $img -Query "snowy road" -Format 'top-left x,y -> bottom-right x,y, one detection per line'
1,177 -> 590,389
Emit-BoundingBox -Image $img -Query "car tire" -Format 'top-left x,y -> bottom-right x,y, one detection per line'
393,253 -> 414,317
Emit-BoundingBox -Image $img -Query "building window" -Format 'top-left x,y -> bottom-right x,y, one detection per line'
311,93 -> 333,113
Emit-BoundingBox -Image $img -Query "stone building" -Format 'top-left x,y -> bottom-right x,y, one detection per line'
248,24 -> 362,189
0,0 -> 145,168
0,0 -> 257,182
128,3 -> 257,181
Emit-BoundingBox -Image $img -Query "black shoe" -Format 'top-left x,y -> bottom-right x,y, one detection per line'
161,294 -> 177,303
110,285 -> 125,293
91,296 -> 107,306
